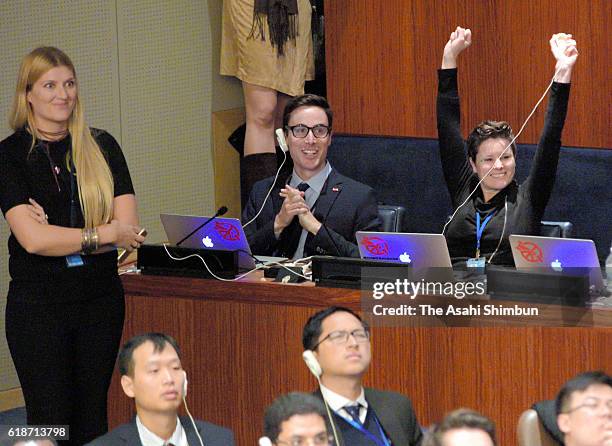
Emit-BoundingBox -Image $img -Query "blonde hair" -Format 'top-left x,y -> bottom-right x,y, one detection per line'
9,47 -> 114,228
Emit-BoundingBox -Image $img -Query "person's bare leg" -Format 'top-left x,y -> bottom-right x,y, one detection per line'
240,82 -> 281,209
274,92 -> 292,131
243,81 -> 279,156
274,92 -> 294,176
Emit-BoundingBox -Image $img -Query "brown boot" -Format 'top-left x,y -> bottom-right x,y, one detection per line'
240,153 -> 278,210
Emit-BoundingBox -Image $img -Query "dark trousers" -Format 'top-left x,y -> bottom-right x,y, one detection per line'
5,275 -> 125,446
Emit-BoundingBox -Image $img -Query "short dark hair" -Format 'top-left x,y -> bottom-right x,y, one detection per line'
555,371 -> 612,415
118,333 -> 181,377
424,408 -> 496,446
302,306 -> 367,351
466,120 -> 516,162
282,94 -> 333,130
264,392 -> 328,442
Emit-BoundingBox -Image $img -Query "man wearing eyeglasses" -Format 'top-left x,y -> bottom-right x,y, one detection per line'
261,392 -> 333,446
243,94 -> 380,259
303,306 -> 423,445
556,371 -> 612,446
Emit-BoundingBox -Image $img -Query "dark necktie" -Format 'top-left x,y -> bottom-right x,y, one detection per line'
296,182 -> 310,195
345,404 -> 362,425
280,182 -> 310,257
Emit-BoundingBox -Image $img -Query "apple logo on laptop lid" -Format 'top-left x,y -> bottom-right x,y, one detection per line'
202,236 -> 214,248
399,252 -> 412,263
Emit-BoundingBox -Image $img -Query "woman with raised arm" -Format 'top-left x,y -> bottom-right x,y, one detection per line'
0,47 -> 146,445
437,27 -> 578,266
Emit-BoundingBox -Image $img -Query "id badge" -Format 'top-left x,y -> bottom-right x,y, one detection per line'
66,254 -> 84,268
467,257 -> 486,269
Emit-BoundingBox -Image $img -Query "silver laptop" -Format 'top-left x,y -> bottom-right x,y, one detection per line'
356,232 -> 454,283
161,213 -> 255,270
510,235 -> 605,294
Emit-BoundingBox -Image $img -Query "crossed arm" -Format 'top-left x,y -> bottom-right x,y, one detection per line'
6,194 -> 144,256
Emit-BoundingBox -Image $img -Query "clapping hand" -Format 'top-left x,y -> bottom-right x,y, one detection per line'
274,185 -> 309,237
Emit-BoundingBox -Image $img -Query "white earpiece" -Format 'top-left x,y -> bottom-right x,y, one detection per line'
181,370 -> 204,446
302,350 -> 322,378
302,351 -> 341,446
275,128 -> 289,153
243,129 -> 289,229
258,437 -> 273,446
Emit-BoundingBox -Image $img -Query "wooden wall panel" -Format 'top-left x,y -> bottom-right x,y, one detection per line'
108,275 -> 612,446
325,0 -> 611,148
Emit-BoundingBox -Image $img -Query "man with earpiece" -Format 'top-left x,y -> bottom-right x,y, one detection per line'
85,333 -> 234,446
242,94 -> 381,259
302,307 -> 423,445
259,392 -> 333,446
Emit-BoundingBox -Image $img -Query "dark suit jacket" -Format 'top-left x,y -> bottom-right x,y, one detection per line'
242,169 -> 381,258
315,387 -> 423,446
84,415 -> 235,446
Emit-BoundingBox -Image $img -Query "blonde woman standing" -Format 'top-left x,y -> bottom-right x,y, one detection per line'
0,47 -> 145,445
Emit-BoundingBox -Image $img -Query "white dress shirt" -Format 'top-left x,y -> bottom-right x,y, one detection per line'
136,415 -> 188,446
319,383 -> 368,424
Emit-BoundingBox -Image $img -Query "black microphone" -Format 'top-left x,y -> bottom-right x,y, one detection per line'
176,206 -> 228,247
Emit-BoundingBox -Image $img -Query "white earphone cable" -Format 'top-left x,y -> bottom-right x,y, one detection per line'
162,243 -> 310,281
183,395 -> 204,446
243,147 -> 287,228
441,66 -> 562,235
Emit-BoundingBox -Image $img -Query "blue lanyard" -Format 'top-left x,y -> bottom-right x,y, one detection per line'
475,211 -> 494,258
336,409 -> 391,446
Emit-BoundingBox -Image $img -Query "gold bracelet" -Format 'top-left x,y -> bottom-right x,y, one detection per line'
91,227 -> 99,252
81,228 -> 97,255
81,228 -> 89,253
86,228 -> 91,254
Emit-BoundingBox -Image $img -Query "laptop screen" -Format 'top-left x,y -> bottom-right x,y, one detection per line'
160,213 -> 255,269
356,232 -> 452,268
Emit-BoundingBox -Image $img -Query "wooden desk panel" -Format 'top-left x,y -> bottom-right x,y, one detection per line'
108,274 -> 612,445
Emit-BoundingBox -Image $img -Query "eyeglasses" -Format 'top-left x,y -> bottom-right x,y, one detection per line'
286,124 -> 331,139
312,328 -> 370,349
564,398 -> 612,415
276,433 -> 334,446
